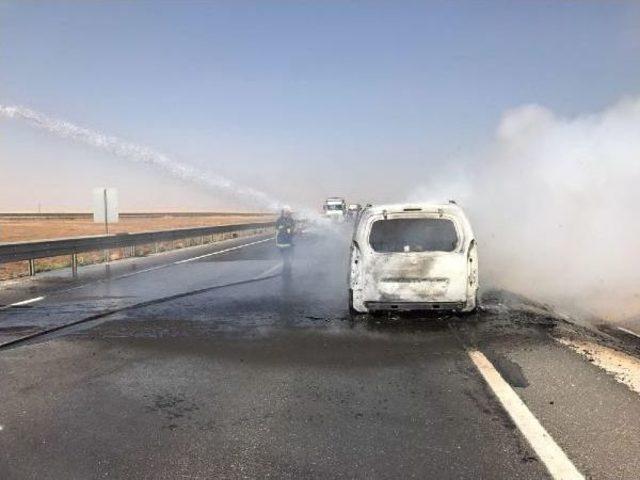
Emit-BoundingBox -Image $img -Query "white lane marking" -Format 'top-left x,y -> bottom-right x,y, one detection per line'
257,262 -> 283,278
117,264 -> 168,279
0,296 -> 45,310
173,238 -> 273,264
0,236 -> 274,309
556,337 -> 640,395
468,350 -> 584,480
617,326 -> 640,340
71,236 -> 274,281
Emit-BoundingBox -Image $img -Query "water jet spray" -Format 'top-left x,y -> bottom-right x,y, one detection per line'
0,104 -> 281,210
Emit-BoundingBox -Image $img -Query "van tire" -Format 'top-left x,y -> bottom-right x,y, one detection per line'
462,292 -> 479,315
348,289 -> 357,315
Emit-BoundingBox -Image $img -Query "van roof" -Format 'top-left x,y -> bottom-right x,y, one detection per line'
362,202 -> 465,216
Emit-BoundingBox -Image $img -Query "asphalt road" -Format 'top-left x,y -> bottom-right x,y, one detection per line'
1,225 -> 640,479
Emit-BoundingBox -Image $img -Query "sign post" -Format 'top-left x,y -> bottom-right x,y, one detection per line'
93,188 -> 119,268
103,188 -> 109,234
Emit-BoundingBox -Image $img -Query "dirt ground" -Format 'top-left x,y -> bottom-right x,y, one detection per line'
0,214 -> 270,243
0,213 -> 273,279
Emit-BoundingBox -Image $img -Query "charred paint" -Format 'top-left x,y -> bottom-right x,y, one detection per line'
349,203 -> 479,313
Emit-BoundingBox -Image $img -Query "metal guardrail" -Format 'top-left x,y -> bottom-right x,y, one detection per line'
0,221 -> 275,276
0,212 -> 273,220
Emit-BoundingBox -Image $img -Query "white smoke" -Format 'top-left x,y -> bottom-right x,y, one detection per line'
0,105 -> 280,209
5,100 -> 639,320
452,96 -> 640,321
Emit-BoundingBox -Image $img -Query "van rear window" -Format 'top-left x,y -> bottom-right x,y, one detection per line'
369,218 -> 458,253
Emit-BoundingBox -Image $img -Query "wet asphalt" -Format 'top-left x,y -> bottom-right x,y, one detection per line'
1,225 -> 640,479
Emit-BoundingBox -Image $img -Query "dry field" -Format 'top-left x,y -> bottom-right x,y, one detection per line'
0,213 -> 271,243
0,213 -> 273,279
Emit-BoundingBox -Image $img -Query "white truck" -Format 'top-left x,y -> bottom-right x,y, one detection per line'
323,197 -> 347,221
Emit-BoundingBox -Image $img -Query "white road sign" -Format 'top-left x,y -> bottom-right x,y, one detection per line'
92,187 -> 119,224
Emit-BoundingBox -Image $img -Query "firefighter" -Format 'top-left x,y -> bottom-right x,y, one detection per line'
275,206 -> 295,248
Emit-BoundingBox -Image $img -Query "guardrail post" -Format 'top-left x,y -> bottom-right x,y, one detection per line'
0,221 -> 275,278
71,254 -> 78,277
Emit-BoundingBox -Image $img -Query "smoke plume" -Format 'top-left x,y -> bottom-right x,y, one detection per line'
460,97 -> 640,321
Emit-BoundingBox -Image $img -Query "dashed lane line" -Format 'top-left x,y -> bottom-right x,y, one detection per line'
0,296 -> 45,311
468,350 -> 585,480
173,237 -> 273,264
0,261 -> 283,350
0,236 -> 274,310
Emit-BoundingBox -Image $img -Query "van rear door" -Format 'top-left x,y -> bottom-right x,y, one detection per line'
365,216 -> 468,303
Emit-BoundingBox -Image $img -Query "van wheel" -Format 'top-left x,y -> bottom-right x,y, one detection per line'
463,292 -> 479,315
348,289 -> 357,315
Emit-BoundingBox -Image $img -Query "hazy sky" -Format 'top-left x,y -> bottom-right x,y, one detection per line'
1,1 -> 639,211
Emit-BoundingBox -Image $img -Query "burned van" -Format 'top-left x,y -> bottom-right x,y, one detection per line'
348,203 -> 478,313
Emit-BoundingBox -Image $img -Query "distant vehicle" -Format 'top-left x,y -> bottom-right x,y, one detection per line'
348,202 -> 478,314
346,203 -> 361,222
323,197 -> 347,221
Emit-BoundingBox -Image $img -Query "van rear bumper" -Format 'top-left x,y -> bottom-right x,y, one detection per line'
364,301 -> 466,312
